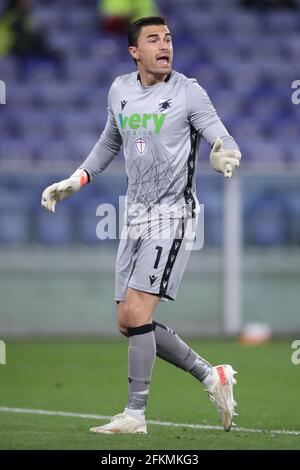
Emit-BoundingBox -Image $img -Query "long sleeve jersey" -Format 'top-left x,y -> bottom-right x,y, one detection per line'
81,70 -> 239,225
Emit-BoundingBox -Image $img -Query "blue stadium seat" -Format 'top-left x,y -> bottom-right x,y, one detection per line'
0,57 -> 19,81
244,193 -> 288,246
266,11 -> 299,33
0,139 -> 33,165
0,211 -> 29,243
36,208 -> 73,244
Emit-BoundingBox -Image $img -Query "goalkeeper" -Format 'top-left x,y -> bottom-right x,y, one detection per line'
41,16 -> 241,434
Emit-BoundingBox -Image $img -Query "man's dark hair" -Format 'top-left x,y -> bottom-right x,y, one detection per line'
128,16 -> 167,47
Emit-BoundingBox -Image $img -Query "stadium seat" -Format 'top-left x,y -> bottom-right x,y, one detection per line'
244,193 -> 289,246
36,208 -> 74,244
0,211 -> 29,243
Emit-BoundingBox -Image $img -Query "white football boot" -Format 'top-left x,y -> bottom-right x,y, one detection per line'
90,411 -> 147,434
204,364 -> 238,432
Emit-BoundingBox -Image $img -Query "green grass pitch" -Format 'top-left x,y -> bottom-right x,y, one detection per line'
0,338 -> 299,450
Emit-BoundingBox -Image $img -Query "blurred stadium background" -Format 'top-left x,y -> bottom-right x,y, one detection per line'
1,0 -> 300,338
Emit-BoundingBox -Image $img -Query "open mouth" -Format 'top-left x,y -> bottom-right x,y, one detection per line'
156,55 -> 170,66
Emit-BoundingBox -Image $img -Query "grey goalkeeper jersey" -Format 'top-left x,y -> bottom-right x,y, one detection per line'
81,70 -> 239,225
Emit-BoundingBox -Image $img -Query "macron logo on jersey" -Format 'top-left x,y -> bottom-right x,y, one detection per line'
118,113 -> 166,134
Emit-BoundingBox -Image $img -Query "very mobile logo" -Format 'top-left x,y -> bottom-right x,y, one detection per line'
118,113 -> 167,134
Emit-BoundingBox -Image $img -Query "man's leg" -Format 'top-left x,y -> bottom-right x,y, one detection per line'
119,305 -> 233,411
153,321 -> 214,384
119,318 -> 237,432
152,321 -> 237,431
119,309 -> 230,412
90,288 -> 159,434
121,288 -> 159,419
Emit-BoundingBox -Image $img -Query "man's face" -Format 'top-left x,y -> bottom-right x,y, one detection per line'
129,24 -> 173,76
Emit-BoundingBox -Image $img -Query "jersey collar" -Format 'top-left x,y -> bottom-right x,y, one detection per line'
137,72 -> 172,86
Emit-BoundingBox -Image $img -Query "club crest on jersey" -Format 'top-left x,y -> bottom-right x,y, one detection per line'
159,98 -> 172,113
135,137 -> 147,156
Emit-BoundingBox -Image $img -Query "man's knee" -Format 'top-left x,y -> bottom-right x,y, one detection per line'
119,294 -> 154,329
117,300 -> 141,333
120,300 -> 143,328
117,290 -> 157,332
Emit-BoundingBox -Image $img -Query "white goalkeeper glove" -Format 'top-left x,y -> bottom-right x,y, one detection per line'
210,137 -> 241,178
41,168 -> 89,213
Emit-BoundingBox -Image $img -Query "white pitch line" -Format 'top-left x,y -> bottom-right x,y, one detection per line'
0,406 -> 300,437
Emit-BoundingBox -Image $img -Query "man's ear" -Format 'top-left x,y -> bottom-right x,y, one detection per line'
129,46 -> 139,61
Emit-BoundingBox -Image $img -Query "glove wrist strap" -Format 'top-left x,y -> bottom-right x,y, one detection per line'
79,170 -> 89,187
71,168 -> 89,187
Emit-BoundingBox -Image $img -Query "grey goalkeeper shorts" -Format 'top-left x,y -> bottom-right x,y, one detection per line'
115,216 -> 197,302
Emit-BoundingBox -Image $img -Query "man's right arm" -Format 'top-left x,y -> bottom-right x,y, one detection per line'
80,84 -> 122,179
41,82 -> 122,213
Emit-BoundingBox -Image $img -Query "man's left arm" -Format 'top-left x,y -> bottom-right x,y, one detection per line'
186,80 -> 241,177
